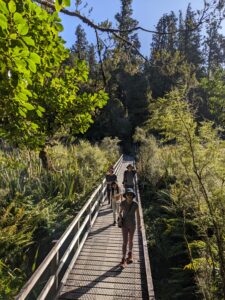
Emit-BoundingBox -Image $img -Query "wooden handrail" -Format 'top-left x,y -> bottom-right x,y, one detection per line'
134,173 -> 155,300
15,155 -> 123,300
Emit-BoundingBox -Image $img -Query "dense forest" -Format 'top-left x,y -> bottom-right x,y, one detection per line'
1,0 -> 225,299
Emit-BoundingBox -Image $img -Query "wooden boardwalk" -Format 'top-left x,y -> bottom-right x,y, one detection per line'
57,158 -> 155,300
15,156 -> 155,300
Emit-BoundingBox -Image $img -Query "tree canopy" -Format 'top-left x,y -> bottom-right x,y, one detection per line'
0,0 -> 108,148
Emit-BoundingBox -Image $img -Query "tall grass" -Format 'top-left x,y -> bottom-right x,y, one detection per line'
0,139 -> 119,299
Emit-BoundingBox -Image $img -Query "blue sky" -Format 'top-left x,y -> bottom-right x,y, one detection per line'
59,0 -> 208,56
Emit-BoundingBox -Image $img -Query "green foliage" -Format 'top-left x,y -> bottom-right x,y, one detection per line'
55,0 -> 71,12
0,0 -> 108,148
201,69 -> 225,126
139,88 -> 225,299
0,139 -> 119,297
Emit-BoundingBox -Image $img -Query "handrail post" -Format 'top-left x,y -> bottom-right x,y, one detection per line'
89,202 -> 92,227
72,222 -> 79,256
48,251 -> 59,299
99,184 -> 103,206
77,219 -> 80,247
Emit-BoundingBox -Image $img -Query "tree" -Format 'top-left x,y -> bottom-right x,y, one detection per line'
115,0 -> 139,48
87,43 -> 98,79
178,5 -> 203,71
201,69 -> 225,127
0,0 -> 108,154
148,12 -> 180,98
114,0 -> 141,68
204,19 -> 225,76
148,88 -> 225,298
85,0 -> 146,150
70,24 -> 89,61
33,0 -> 220,63
151,12 -> 178,54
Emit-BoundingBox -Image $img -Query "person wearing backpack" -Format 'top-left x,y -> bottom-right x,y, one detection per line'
118,188 -> 141,267
111,181 -> 122,226
122,164 -> 136,190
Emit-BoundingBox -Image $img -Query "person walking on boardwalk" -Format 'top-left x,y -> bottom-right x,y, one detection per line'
111,181 -> 122,226
118,188 -> 141,267
122,164 -> 136,190
105,166 -> 117,206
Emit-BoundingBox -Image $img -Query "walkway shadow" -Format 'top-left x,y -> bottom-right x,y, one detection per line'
60,264 -> 123,298
97,210 -> 112,217
89,224 -> 113,236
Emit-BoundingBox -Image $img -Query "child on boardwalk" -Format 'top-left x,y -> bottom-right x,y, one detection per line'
111,181 -> 122,226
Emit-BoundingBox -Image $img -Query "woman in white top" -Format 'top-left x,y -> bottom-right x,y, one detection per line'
111,181 -> 122,226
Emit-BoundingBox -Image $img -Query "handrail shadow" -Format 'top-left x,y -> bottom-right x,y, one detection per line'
60,265 -> 123,298
88,224 -> 113,236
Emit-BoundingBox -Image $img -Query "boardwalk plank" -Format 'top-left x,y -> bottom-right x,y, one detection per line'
59,285 -> 148,298
79,253 -> 144,260
69,269 -> 146,279
67,273 -> 146,284
64,280 -> 144,291
76,257 -> 144,265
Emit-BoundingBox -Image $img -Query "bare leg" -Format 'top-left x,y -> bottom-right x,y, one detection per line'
122,226 -> 129,258
128,226 -> 136,252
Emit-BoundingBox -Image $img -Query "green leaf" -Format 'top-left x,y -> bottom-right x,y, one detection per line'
45,72 -> 52,78
17,92 -> 28,101
21,102 -> 35,110
13,12 -> 24,24
18,23 -> 29,35
14,58 -> 27,72
30,52 -> 41,64
0,13 -> 7,30
36,109 -> 43,117
22,36 -> 35,46
38,105 -> 45,112
55,22 -> 64,31
55,0 -> 63,12
8,0 -> 16,13
30,122 -> 39,130
24,89 -> 32,97
63,0 -> 71,6
10,33 -> 17,39
0,0 -> 9,16
19,49 -> 29,58
27,59 -> 36,73
18,108 -> 26,117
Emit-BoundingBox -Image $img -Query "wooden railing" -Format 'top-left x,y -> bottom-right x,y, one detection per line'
134,167 -> 155,300
16,155 -> 123,300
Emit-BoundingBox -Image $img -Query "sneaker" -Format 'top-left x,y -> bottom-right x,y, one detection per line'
126,252 -> 133,264
113,221 -> 116,226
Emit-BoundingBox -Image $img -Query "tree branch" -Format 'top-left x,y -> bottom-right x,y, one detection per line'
34,0 -> 210,36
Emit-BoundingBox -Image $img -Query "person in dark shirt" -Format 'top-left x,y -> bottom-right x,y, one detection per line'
119,188 -> 141,267
122,164 -> 136,190
105,166 -> 117,206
